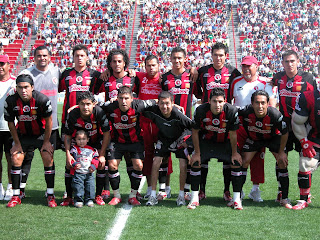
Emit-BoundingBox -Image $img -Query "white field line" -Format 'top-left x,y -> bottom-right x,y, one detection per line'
105,176 -> 146,240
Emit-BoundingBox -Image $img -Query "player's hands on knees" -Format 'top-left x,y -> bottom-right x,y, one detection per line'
41,141 -> 54,156
276,151 -> 288,168
10,144 -> 24,156
190,152 -> 201,166
231,152 -> 242,166
300,138 -> 320,158
98,156 -> 106,165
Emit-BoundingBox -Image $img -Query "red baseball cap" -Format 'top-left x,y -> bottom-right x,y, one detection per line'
241,56 -> 258,66
0,54 -> 10,64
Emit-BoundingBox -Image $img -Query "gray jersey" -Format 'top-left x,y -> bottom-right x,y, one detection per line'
21,63 -> 61,130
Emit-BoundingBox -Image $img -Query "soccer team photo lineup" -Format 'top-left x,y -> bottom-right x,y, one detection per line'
1,0 -> 320,236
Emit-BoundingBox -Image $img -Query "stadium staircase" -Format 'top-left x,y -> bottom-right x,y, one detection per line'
125,2 -> 141,69
227,4 -> 242,69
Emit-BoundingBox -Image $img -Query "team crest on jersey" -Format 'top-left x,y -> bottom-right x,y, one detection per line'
175,79 -> 182,86
256,121 -> 263,127
121,115 -> 128,121
212,119 -> 220,125
23,105 -> 30,112
76,76 -> 83,83
203,73 -> 211,77
85,123 -> 92,129
116,83 -> 123,89
214,74 -> 221,81
110,113 -> 118,118
52,77 -> 58,85
203,118 -> 210,122
286,81 -> 293,88
254,86 -> 259,90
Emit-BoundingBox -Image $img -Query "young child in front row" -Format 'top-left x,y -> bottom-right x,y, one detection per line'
70,130 -> 99,208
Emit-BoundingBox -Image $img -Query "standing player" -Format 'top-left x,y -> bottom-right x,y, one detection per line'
144,91 -> 194,206
4,74 -> 56,207
272,50 -> 316,202
101,86 -> 156,206
291,90 -> 320,210
190,88 -> 242,209
230,56 -> 277,202
194,42 -> 241,202
0,55 -> 15,200
236,90 -> 290,210
64,92 -> 111,206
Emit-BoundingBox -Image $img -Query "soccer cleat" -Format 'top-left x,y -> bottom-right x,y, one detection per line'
184,192 -> 191,201
86,200 -> 94,207
144,192 -> 151,200
157,191 -> 167,201
101,190 -> 110,200
187,201 -> 199,210
95,195 -> 106,205
176,195 -> 186,206
4,187 -> 13,201
292,200 -> 308,210
227,200 -> 234,208
60,197 -> 74,206
7,196 -> 21,207
128,197 -> 141,206
108,197 -> 122,206
136,192 -> 143,201
223,191 -> 232,202
165,188 -> 172,199
146,196 -> 158,206
199,190 -> 207,201
0,185 -> 4,200
74,202 -> 84,208
233,201 -> 243,210
19,191 -> 26,199
307,194 -> 312,204
275,191 -> 282,202
248,189 -> 263,202
47,196 -> 57,208
280,198 -> 292,209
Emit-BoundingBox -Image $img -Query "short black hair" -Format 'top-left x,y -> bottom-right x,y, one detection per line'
76,91 -> 96,105
107,49 -> 130,72
118,86 -> 133,97
16,74 -> 34,86
171,47 -> 186,58
34,45 -> 51,56
282,50 -> 299,60
251,90 -> 269,103
75,129 -> 89,139
211,42 -> 228,55
145,55 -> 159,66
73,44 -> 89,57
158,91 -> 174,101
209,87 -> 225,100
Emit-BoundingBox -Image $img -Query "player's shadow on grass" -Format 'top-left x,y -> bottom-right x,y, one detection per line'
18,190 -> 66,206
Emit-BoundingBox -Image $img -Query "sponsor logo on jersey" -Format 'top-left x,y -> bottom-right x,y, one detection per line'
168,87 -> 189,95
23,105 -> 30,112
108,90 -> 118,99
68,84 -> 90,92
19,115 -> 37,121
85,76 -> 92,79
85,123 -> 92,129
206,82 -> 229,90
205,125 -> 226,133
175,79 -> 182,86
212,119 -> 220,125
52,77 -> 58,85
279,89 -> 300,98
89,129 -> 97,136
76,76 -> 83,83
141,87 -> 161,96
121,115 -> 128,121
248,126 -> 271,134
114,122 -> 136,129
203,73 -> 211,77
215,74 -> 221,81
286,81 -> 293,88
256,121 -> 263,127
75,123 -> 82,127
203,118 -> 210,122
224,74 -> 231,77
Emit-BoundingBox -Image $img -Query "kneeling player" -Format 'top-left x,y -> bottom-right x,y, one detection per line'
190,88 -> 242,209
291,90 -> 320,210
236,90 -> 290,209
4,74 -> 56,207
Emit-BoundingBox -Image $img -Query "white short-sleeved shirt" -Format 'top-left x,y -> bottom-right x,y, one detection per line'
0,75 -> 16,131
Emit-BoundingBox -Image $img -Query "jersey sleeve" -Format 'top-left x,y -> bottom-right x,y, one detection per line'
4,96 -> 16,122
228,106 -> 240,131
272,108 -> 288,135
294,92 -> 308,117
174,107 -> 194,129
40,97 -> 53,118
95,106 -> 110,132
192,105 -> 204,130
136,99 -> 157,112
58,70 -> 68,92
65,109 -> 77,135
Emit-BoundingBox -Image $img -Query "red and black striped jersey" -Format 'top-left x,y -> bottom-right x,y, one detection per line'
238,105 -> 288,141
272,70 -> 316,120
101,99 -> 156,144
195,64 -> 241,103
59,67 -> 102,124
294,90 -> 320,144
161,70 -> 194,118
193,102 -> 239,142
4,90 -> 52,137
136,72 -> 162,100
65,105 -> 109,146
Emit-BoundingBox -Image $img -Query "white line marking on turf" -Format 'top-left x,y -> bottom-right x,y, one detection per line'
105,176 -> 146,240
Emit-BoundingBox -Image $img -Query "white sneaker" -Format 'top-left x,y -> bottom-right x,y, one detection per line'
248,189 -> 263,202
4,187 -> 13,201
86,200 -> 94,207
233,201 -> 243,210
187,201 -> 199,210
176,195 -> 186,206
146,196 -> 158,206
0,185 -> 4,200
74,202 -> 84,208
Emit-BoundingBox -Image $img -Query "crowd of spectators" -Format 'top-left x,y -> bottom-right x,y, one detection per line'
136,0 -> 229,72
38,0 -> 133,71
238,0 -> 320,77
